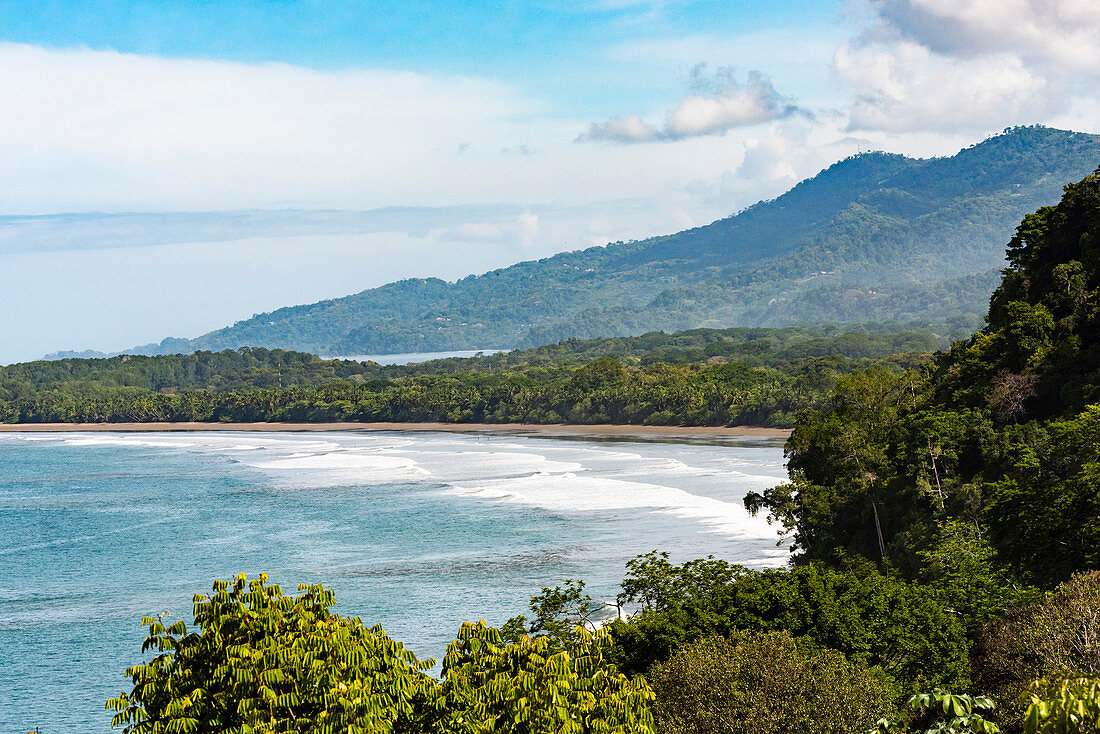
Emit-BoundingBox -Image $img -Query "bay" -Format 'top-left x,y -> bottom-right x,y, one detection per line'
0,429 -> 788,732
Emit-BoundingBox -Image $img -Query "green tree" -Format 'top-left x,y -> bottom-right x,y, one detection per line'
1024,677 -> 1100,734
107,574 -> 655,734
608,554 -> 971,690
435,621 -> 655,734
106,573 -> 435,734
501,579 -> 606,651
648,631 -> 898,734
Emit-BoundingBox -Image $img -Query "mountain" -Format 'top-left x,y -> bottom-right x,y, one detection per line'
127,126 -> 1100,357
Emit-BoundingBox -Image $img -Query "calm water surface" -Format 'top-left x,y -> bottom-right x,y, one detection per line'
0,429 -> 789,732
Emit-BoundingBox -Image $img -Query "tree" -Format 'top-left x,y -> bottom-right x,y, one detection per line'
501,579 -> 606,651
435,621 -> 655,734
608,554 -> 971,690
106,573 -> 435,734
107,574 -> 656,734
648,631 -> 898,734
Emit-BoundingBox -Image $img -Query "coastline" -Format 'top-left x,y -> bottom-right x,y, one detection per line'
0,421 -> 791,439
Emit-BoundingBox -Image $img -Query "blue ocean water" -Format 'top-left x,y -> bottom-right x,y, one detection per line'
0,430 -> 789,732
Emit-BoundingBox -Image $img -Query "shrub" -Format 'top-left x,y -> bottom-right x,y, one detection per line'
609,553 -> 972,690
647,631 -> 898,734
973,572 -> 1100,732
107,574 -> 655,734
106,573 -> 435,734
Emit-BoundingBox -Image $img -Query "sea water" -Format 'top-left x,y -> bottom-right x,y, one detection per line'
0,429 -> 789,732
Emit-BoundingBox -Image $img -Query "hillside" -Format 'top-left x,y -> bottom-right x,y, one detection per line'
126,126 -> 1100,357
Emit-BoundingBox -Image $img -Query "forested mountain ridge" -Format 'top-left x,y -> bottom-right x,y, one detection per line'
124,126 -> 1100,357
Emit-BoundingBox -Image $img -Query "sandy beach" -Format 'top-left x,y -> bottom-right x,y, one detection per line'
0,421 -> 791,439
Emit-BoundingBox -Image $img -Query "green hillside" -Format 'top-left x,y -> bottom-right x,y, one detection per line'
130,126 -> 1100,356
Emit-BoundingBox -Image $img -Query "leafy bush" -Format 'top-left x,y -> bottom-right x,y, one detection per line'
106,573 -> 435,733
647,631 -> 897,734
107,574 -> 655,734
608,552 -> 971,690
1023,677 -> 1100,734
436,621 -> 655,734
973,572 -> 1100,731
872,690 -> 1000,733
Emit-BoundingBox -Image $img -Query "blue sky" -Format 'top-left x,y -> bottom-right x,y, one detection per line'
0,0 -> 1097,362
0,0 -> 846,117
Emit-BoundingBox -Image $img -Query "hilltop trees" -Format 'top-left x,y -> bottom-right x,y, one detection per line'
746,169 -> 1100,587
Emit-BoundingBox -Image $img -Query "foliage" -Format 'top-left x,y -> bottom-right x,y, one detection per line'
916,521 -> 1038,633
1,325 -> 945,428
434,621 -> 655,734
105,573 -> 436,734
647,631 -> 898,734
872,690 -> 1000,734
745,167 -> 1100,587
972,572 -> 1100,731
107,575 -> 655,734
501,579 -> 607,651
1023,677 -> 1100,734
607,552 -> 971,690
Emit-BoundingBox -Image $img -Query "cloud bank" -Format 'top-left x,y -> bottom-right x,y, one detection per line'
835,0 -> 1100,132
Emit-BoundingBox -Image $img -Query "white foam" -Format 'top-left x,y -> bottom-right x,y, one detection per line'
60,435 -> 200,449
5,429 -> 790,552
445,471 -> 778,539
248,451 -> 426,474
385,449 -> 584,481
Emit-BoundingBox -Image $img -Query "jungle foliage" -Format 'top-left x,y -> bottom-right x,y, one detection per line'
1,325 -> 943,428
745,169 -> 1100,587
647,631 -> 898,734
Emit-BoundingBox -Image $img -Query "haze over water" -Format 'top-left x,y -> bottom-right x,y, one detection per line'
0,430 -> 788,732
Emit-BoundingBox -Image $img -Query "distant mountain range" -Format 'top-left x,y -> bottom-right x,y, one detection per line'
56,126 -> 1100,359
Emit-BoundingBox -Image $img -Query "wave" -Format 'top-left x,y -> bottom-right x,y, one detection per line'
444,471 -> 777,540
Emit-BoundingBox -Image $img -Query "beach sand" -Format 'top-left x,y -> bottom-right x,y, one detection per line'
0,421 -> 791,439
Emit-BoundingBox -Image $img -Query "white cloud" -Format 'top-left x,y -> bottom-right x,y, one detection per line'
836,0 -> 1100,132
581,114 -> 661,143
836,41 -> 1050,132
0,43 -> 541,213
580,65 -> 803,143
870,0 -> 1100,74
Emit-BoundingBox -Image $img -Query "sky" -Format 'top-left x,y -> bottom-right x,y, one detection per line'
2,0 -> 1099,362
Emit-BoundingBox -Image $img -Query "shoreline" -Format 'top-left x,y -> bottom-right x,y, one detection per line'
0,421 -> 791,439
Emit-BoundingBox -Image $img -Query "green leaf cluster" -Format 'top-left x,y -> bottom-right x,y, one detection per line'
106,572 -> 436,733
107,574 -> 655,734
1024,677 -> 1100,734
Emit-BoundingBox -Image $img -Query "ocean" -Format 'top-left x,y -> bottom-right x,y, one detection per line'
0,429 -> 789,732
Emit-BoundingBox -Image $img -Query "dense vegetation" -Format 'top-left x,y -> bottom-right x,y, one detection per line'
54,127 -> 1088,358
463,169 -> 1100,732
107,573 -> 655,734
1,324 -> 947,428
746,168 -> 1100,586
98,170 -> 1100,732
